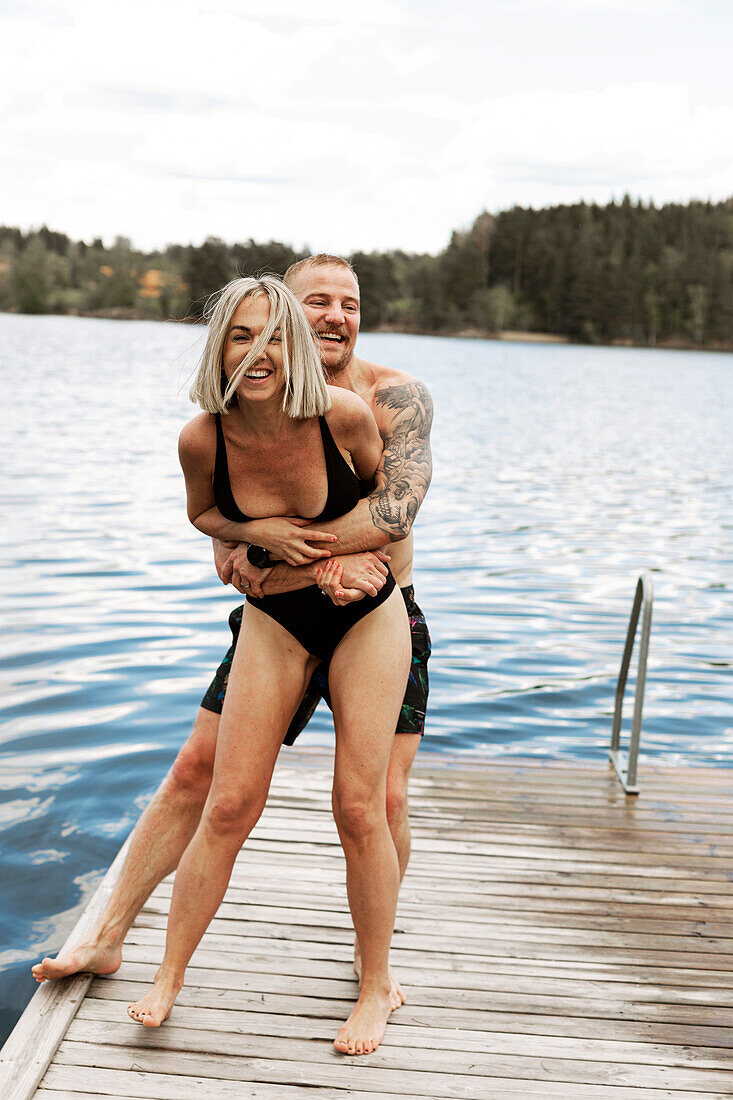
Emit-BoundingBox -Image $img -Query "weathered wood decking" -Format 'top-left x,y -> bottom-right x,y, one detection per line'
4,750 -> 733,1098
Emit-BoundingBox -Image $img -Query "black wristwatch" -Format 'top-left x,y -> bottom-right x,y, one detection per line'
246,544 -> 273,569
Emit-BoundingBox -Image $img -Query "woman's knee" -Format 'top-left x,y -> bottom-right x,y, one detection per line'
332,786 -> 385,842
205,786 -> 267,841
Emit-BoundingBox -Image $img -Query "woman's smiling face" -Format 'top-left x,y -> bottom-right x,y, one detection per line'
223,293 -> 285,401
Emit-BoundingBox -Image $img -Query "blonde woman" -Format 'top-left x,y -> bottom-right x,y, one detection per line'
126,277 -> 410,1056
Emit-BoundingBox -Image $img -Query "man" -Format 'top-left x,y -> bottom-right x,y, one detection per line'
33,254 -> 433,1009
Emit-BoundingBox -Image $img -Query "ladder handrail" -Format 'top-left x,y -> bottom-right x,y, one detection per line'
609,573 -> 653,795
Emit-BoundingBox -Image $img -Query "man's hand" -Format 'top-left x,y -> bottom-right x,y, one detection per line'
334,550 -> 390,596
213,539 -> 239,584
316,550 -> 390,606
223,543 -> 272,596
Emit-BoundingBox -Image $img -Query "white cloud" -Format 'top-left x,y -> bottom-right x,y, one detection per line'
1,1 -> 731,253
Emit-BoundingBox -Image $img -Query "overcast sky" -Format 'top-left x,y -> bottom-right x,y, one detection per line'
2,0 -> 732,255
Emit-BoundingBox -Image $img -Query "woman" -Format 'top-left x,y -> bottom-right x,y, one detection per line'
126,277 -> 410,1056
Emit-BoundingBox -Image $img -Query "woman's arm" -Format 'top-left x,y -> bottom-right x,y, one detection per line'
179,417 -> 336,563
178,415 -> 253,542
325,388 -> 384,483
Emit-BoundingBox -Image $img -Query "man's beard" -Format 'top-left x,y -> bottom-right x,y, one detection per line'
314,328 -> 353,376
322,348 -> 352,378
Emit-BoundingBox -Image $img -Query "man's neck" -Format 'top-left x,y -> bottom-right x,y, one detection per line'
325,354 -> 370,396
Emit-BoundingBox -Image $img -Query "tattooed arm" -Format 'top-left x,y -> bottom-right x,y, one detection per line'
368,381 -> 434,540
304,379 -> 433,555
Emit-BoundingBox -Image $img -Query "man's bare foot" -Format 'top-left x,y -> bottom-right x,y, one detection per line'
127,969 -> 182,1028
353,943 -> 405,1010
32,939 -> 122,984
334,984 -> 393,1056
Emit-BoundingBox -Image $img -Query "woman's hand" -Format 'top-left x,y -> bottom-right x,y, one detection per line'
244,517 -> 337,567
316,559 -> 366,606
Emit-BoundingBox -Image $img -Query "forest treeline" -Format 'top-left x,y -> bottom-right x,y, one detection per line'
1,196 -> 732,347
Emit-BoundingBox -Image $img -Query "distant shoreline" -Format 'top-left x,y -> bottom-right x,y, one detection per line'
2,307 -> 731,353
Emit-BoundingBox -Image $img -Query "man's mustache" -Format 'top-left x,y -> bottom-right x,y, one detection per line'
314,325 -> 349,338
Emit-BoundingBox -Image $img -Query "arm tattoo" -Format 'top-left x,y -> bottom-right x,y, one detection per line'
369,381 -> 434,540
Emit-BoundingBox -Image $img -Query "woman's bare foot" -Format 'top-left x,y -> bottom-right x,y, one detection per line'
333,984 -> 393,1056
32,938 -> 122,984
353,943 -> 405,1010
127,969 -> 182,1028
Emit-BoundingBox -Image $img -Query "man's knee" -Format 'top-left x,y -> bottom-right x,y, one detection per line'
168,709 -> 218,797
385,777 -> 409,830
385,734 -> 420,828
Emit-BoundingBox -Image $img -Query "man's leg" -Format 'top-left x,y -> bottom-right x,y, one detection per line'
386,734 -> 422,881
32,706 -> 220,982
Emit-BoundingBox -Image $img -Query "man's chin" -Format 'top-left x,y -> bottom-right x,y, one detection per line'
319,345 -> 354,373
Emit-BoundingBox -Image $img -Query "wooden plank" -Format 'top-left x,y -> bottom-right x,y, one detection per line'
72,998 -> 733,1071
133,902 -> 733,964
59,1016 -> 733,1091
147,880 -> 733,937
93,959 -> 733,1028
0,836 -> 131,1100
116,935 -> 733,1008
129,916 -> 733,972
51,1040 -> 733,1098
11,752 -> 733,1098
237,835 -> 733,878
38,1066 -> 414,1099
88,978 -> 733,1048
40,1063 -> 733,1100
186,880 -> 733,923
105,926 -> 733,993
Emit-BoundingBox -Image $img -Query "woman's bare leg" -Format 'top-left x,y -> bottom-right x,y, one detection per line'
328,589 -> 411,1055
127,606 -> 316,1027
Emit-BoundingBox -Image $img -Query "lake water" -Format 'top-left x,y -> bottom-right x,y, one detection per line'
0,313 -> 731,1041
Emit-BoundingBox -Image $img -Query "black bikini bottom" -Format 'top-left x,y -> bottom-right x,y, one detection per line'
246,571 -> 396,662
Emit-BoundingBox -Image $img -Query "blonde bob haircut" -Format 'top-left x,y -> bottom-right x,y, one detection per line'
189,275 -> 330,419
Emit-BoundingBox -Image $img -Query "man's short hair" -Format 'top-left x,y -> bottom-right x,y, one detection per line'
284,254 -> 359,288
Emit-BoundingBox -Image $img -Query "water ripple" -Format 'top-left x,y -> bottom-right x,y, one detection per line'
0,316 -> 731,1040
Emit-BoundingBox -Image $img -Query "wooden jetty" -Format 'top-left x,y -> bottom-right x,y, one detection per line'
3,750 -> 733,1098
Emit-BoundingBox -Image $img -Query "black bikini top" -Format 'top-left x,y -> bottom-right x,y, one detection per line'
213,413 -> 364,524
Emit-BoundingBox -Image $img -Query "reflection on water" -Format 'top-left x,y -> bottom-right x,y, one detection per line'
0,314 -> 731,1040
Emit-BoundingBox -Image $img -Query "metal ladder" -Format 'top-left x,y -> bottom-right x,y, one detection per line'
609,573 -> 653,795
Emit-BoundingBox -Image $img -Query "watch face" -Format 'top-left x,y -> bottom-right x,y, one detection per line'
246,544 -> 270,568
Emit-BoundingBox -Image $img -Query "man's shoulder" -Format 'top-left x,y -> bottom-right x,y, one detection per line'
357,358 -> 431,411
360,358 -> 423,392
363,362 -> 432,428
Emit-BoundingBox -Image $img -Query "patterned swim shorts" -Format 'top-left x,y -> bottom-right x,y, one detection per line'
200,585 -> 431,743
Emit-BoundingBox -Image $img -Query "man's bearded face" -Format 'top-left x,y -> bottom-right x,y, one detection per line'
292,265 -> 360,376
